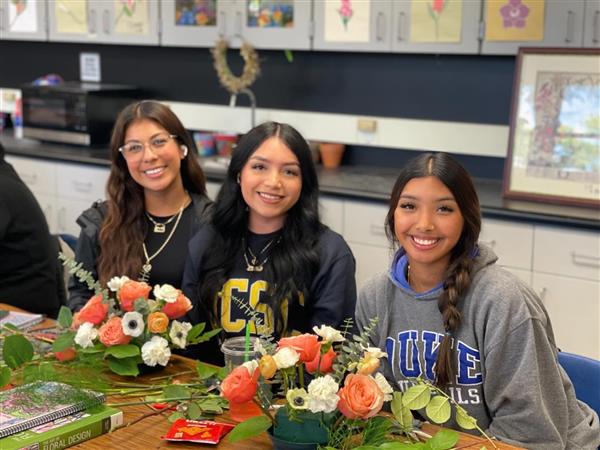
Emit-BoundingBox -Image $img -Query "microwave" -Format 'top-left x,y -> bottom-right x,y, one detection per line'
21,82 -> 140,146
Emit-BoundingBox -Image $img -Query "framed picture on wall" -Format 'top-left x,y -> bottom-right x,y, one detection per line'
503,48 -> 600,208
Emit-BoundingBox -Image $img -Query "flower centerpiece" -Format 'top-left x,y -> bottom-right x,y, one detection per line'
50,255 -> 220,377
221,319 -> 494,450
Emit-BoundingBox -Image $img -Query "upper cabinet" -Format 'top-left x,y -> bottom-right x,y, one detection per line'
583,0 -> 600,47
47,0 -> 159,45
480,0 -> 585,55
161,0 -> 311,50
0,0 -> 48,41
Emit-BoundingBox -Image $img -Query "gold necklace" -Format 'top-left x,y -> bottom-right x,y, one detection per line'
243,237 -> 281,272
146,212 -> 178,233
139,206 -> 184,282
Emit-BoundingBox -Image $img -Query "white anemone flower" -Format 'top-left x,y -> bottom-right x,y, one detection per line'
307,374 -> 340,413
374,373 -> 394,402
273,347 -> 300,369
312,325 -> 345,343
107,276 -> 130,292
74,322 -> 98,348
169,320 -> 192,349
141,336 -> 171,366
121,311 -> 144,337
153,284 -> 179,303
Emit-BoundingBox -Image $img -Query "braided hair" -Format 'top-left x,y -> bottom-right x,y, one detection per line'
385,152 -> 481,387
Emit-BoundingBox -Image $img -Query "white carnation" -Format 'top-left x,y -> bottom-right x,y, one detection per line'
107,276 -> 130,292
74,322 -> 98,349
273,347 -> 300,369
153,284 -> 179,303
169,320 -> 192,349
312,325 -> 345,343
121,311 -> 144,337
141,336 -> 171,366
374,372 -> 394,402
307,374 -> 340,413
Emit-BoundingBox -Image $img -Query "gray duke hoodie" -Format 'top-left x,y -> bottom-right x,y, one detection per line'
356,244 -> 600,449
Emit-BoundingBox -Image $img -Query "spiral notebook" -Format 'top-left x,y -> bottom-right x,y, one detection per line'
0,381 -> 105,438
0,311 -> 44,330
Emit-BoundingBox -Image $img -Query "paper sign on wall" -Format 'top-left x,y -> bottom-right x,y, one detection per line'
80,52 -> 101,82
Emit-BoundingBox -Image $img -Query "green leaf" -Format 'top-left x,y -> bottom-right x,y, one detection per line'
0,310 -> 8,319
2,334 -> 34,369
226,415 -> 271,442
284,49 -> 293,63
391,392 -> 413,429
195,361 -> 218,380
402,384 -> 430,410
192,327 -> 221,344
426,429 -> 459,450
104,344 -> 140,359
57,306 -> 73,328
379,443 -> 420,450
52,332 -> 75,352
353,446 -> 380,450
23,362 -> 56,383
186,322 -> 206,341
0,366 -> 11,387
216,366 -> 230,380
455,406 -> 478,430
163,384 -> 191,400
187,402 -> 202,419
425,395 -> 451,424
107,355 -> 140,376
168,411 -> 185,422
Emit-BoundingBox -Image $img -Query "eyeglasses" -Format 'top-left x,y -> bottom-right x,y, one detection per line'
118,133 -> 178,160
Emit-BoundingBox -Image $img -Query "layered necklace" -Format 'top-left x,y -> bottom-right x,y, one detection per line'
138,195 -> 189,282
243,236 -> 281,272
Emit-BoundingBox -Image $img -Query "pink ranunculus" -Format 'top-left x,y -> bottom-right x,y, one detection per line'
220,365 -> 260,404
118,280 -> 151,312
98,317 -> 131,346
278,334 -> 320,364
75,294 -> 108,326
337,374 -> 384,420
161,292 -> 192,319
305,344 -> 336,374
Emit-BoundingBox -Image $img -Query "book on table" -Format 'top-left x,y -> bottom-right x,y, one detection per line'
0,381 -> 106,438
0,404 -> 123,450
0,311 -> 44,330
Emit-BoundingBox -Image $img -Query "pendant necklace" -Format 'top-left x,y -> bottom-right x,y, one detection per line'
146,211 -> 179,233
243,236 -> 281,272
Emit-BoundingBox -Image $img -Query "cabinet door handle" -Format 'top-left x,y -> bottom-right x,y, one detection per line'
376,12 -> 385,42
103,9 -> 110,35
58,207 -> 66,230
397,12 -> 405,42
235,11 -> 242,37
369,224 -> 386,237
89,9 -> 97,34
571,251 -> 600,268
593,10 -> 600,44
565,10 -> 574,43
218,11 -> 226,37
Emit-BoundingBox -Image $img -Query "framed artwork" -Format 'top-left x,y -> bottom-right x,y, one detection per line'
503,48 -> 600,208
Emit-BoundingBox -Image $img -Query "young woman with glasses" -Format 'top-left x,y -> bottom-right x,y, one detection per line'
181,121 -> 357,365
67,100 -> 212,311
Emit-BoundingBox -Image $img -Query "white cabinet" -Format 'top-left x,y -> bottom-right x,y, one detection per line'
481,0 -> 585,55
161,0 -> 311,50
583,0 -> 600,47
206,180 -> 221,200
0,0 -> 47,41
319,195 -> 344,236
48,0 -> 159,45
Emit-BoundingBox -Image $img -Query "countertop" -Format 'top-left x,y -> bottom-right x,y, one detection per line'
2,134 -> 598,231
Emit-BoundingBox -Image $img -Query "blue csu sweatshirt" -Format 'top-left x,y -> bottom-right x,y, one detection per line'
357,244 -> 600,450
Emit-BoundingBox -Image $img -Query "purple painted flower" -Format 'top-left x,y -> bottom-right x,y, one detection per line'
500,0 -> 530,29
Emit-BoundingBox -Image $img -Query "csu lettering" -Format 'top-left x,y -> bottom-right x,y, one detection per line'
385,330 -> 482,385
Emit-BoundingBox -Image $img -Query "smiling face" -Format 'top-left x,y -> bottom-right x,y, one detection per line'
122,119 -> 185,196
239,137 -> 302,233
394,176 -> 464,277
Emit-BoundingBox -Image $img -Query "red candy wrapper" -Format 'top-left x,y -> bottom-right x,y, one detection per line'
162,419 -> 235,444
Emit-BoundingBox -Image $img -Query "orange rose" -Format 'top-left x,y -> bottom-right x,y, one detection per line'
54,348 -> 77,362
147,312 -> 169,333
305,344 -> 336,374
220,365 -> 260,404
76,294 -> 108,326
118,280 -> 151,312
98,317 -> 131,346
278,334 -> 320,363
161,292 -> 192,319
337,374 -> 384,420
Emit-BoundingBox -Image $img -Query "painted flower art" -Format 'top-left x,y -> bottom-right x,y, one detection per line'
500,0 -> 530,29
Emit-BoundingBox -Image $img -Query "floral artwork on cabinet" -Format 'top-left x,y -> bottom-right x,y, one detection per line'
485,0 -> 545,42
324,0 -> 370,43
9,0 -> 37,33
247,0 -> 294,28
55,0 -> 88,34
410,0 -> 463,43
114,0 -> 150,35
175,0 -> 216,27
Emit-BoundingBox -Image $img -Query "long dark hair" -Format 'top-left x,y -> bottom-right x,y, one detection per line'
385,152 -> 481,388
98,100 -> 207,284
199,121 -> 323,335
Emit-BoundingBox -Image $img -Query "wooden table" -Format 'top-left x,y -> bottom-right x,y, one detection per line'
0,304 -> 522,449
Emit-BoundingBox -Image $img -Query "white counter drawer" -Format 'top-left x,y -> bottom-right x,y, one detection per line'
320,196 -> 344,236
5,155 -> 56,196
56,164 -> 109,202
534,226 -> 600,281
480,218 -> 533,271
343,200 -> 389,247
348,241 -> 392,290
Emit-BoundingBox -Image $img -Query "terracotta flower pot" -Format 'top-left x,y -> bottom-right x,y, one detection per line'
319,143 -> 345,169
